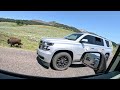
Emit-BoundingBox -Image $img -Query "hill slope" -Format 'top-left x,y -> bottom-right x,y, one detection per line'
0,18 -> 81,32
0,22 -> 74,51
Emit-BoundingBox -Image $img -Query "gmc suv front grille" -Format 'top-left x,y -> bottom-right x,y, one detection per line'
39,40 -> 45,49
39,40 -> 42,49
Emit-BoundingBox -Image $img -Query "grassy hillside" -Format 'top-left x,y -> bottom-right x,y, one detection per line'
0,18 -> 81,32
0,22 -> 74,51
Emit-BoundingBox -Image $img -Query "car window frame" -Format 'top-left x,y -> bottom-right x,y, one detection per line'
106,45 -> 120,73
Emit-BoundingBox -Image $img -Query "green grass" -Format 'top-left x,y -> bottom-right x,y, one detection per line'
0,22 -> 74,51
112,45 -> 119,56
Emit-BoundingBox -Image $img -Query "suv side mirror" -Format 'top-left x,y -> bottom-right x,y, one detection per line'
81,52 -> 106,74
80,39 -> 88,43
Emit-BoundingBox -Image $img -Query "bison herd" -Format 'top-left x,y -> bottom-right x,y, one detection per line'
7,37 -> 23,48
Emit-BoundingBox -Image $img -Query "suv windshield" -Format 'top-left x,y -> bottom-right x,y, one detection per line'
64,33 -> 83,41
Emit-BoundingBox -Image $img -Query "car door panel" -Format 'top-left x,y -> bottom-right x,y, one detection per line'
81,35 -> 106,54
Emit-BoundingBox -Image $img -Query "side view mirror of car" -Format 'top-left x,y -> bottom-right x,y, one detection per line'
81,52 -> 106,74
80,39 -> 88,43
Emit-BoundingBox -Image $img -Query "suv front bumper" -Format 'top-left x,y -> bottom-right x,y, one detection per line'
37,49 -> 53,68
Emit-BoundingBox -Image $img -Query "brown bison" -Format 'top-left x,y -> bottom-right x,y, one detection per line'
7,37 -> 23,47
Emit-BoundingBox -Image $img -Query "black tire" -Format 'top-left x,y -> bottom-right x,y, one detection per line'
51,52 -> 72,71
105,54 -> 109,61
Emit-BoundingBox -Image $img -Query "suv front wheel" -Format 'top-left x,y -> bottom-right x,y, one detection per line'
51,52 -> 72,71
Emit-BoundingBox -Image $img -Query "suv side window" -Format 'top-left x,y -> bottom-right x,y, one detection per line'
94,37 -> 104,46
105,40 -> 110,47
82,35 -> 95,44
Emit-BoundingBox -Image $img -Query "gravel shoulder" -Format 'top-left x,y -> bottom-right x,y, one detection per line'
0,47 -> 99,78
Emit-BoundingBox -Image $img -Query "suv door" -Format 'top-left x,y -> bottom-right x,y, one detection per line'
94,36 -> 105,54
80,35 -> 97,52
80,35 -> 105,54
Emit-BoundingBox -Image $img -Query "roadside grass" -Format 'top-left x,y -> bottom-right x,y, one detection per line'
0,22 -> 74,51
112,45 -> 119,56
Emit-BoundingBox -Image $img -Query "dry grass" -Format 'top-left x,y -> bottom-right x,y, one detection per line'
0,22 -> 74,51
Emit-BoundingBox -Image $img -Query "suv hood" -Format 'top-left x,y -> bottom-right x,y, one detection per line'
42,38 -> 76,44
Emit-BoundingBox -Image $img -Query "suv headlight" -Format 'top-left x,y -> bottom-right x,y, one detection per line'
43,42 -> 54,51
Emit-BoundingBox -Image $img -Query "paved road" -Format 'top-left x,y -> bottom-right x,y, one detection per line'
0,47 -> 97,78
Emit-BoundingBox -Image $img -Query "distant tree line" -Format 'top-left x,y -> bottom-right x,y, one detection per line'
0,18 -> 47,25
0,18 -> 80,32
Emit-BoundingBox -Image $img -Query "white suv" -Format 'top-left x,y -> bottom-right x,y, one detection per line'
37,33 -> 113,70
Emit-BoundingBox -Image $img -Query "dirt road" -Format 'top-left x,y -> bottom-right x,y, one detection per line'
0,47 -> 98,78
